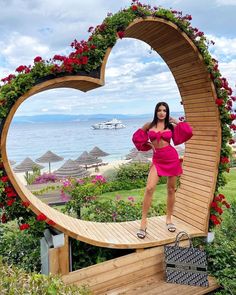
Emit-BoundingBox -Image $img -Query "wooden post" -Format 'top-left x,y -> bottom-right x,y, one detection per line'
49,234 -> 69,275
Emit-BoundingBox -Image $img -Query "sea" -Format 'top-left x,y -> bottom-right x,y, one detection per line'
7,113 -> 183,172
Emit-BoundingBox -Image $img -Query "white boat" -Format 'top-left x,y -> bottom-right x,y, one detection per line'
91,118 -> 126,130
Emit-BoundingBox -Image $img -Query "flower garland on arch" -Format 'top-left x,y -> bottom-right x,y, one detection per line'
0,0 -> 235,231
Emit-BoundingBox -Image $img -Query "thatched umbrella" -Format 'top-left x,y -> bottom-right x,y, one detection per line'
9,160 -> 16,165
129,153 -> 151,163
54,159 -> 90,179
14,157 -> 44,184
126,148 -> 153,160
76,151 -> 102,169
125,148 -> 138,160
14,157 -> 44,172
89,146 -> 109,158
36,150 -> 64,173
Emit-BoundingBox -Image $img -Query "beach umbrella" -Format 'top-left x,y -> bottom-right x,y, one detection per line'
126,148 -> 153,160
14,157 -> 44,172
54,159 -> 90,179
89,146 -> 109,158
76,151 -> 102,169
9,160 -> 16,165
129,153 -> 151,163
14,157 -> 44,184
36,150 -> 64,173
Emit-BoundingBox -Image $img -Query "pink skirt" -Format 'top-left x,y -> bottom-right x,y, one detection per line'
152,145 -> 182,177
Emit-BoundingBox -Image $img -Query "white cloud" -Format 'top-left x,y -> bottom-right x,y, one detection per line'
1,33 -> 50,68
216,0 -> 236,6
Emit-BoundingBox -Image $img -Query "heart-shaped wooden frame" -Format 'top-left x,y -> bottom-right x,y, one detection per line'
1,18 -> 221,248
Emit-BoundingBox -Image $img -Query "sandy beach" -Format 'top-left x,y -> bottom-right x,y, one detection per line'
14,159 -> 130,186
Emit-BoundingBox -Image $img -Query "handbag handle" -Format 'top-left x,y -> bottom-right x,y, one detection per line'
174,231 -> 193,247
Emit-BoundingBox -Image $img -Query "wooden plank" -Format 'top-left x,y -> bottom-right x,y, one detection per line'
177,188 -> 210,203
184,160 -> 216,172
181,174 -> 214,188
174,204 -> 206,226
186,142 -> 218,151
187,138 -> 218,146
185,147 -> 216,156
184,152 -> 217,162
176,192 -> 209,209
182,166 -> 214,179
179,183 -> 211,198
180,178 -> 211,193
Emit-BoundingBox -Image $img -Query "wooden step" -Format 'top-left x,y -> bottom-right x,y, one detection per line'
62,242 -> 219,295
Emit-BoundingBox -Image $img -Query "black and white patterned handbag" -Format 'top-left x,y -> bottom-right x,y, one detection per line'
164,231 -> 209,287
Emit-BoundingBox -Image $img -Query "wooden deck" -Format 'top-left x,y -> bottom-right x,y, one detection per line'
62,242 -> 219,294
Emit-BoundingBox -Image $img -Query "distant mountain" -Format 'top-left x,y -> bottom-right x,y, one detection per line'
12,112 -> 184,123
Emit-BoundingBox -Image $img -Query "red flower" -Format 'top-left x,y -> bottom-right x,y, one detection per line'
22,201 -> 30,208
4,186 -> 17,198
231,96 -> 236,102
220,157 -> 230,164
117,31 -> 125,39
53,55 -> 66,62
229,139 -> 235,144
211,201 -> 217,209
1,176 -> 9,182
215,98 -> 224,106
37,213 -> 47,221
210,214 -> 221,225
131,5 -> 138,11
90,44 -> 96,50
230,114 -> 236,120
230,124 -> 236,131
34,56 -> 42,63
15,65 -> 27,73
218,194 -> 225,200
7,198 -> 16,206
216,207 -> 223,215
48,220 -> 56,226
19,223 -> 30,231
80,56 -> 88,65
1,213 -> 7,223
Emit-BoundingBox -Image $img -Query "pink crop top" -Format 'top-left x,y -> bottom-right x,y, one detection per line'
147,130 -> 172,143
132,122 -> 193,151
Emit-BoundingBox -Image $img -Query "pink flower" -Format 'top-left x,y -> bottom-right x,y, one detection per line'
128,196 -> 135,202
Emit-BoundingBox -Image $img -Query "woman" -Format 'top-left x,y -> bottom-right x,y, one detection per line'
132,102 -> 193,239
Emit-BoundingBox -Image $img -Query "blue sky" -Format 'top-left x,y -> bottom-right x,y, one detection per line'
1,0 -> 236,116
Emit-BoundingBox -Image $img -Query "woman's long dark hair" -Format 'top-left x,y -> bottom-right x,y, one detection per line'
149,102 -> 173,131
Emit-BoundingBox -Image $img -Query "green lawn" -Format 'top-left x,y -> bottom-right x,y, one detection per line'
98,183 -> 167,204
54,169 -> 236,211
98,169 -> 236,204
219,168 -> 236,203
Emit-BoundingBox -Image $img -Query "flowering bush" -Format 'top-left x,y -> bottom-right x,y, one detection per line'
210,193 -> 231,226
33,173 -> 58,184
0,1 -> 235,231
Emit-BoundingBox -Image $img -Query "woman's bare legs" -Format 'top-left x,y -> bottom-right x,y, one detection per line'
140,165 -> 159,230
166,176 -> 177,225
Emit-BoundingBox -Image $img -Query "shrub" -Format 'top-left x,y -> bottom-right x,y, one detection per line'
82,196 -> 166,222
0,256 -> 91,295
0,221 -> 41,272
206,199 -> 236,294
